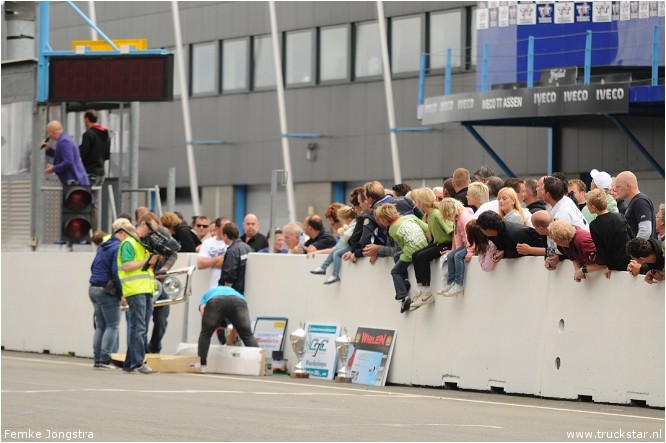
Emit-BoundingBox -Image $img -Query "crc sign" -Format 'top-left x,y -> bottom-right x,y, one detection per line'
422,83 -> 629,124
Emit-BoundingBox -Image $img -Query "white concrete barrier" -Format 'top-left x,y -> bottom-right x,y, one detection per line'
1,251 -> 663,406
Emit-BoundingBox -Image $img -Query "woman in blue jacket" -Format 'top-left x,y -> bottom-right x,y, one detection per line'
88,218 -> 134,369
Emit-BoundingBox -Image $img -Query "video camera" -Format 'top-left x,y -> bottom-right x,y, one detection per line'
140,220 -> 180,271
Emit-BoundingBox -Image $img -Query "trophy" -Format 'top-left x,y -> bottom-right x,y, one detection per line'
289,325 -> 309,378
335,328 -> 352,383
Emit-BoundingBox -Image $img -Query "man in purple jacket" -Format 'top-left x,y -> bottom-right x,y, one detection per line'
42,120 -> 89,186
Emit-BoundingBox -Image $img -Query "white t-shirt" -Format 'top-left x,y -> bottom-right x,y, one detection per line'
198,236 -> 228,288
550,196 -> 589,231
474,199 -> 499,219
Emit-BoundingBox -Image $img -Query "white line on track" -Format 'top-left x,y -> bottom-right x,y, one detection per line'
4,355 -> 664,422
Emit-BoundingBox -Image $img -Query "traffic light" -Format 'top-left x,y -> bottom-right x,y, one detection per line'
61,185 -> 93,243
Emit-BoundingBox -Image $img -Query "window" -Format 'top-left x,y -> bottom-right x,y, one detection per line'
191,41 -> 218,95
391,15 -> 422,74
354,21 -> 383,78
1,102 -> 32,175
172,45 -> 189,97
222,38 -> 248,92
430,11 -> 463,69
470,7 -> 477,67
286,29 -> 314,86
319,25 -> 349,82
253,34 -> 275,89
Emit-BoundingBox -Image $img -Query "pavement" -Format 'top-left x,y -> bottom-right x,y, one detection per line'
1,350 -> 663,442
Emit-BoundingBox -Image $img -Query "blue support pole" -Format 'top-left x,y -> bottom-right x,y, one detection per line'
527,36 -> 534,88
282,133 -> 323,139
332,182 -> 346,204
65,1 -> 120,51
445,48 -> 452,96
417,52 -> 427,109
187,140 -> 226,145
463,124 -> 516,178
234,185 -> 247,231
547,127 -> 554,175
652,25 -> 659,86
391,127 -> 434,133
606,115 -> 665,178
584,30 -> 592,85
481,43 -> 489,92
37,1 -> 50,103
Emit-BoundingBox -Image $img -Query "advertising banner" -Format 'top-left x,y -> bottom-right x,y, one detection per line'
422,83 -> 629,125
303,322 -> 341,380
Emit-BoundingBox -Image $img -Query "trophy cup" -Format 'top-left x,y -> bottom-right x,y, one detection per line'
335,328 -> 352,383
289,325 -> 309,378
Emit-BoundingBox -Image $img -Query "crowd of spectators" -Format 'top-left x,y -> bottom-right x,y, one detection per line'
87,166 -> 662,372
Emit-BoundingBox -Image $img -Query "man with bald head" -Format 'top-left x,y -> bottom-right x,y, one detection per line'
614,171 -> 656,239
241,213 -> 269,252
41,120 -> 89,186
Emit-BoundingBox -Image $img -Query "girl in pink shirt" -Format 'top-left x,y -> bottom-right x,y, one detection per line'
438,198 -> 474,296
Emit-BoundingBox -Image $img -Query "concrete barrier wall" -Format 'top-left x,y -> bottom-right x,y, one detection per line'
1,251 -> 663,406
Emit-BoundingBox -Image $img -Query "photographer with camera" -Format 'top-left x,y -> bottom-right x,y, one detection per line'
118,212 -> 177,374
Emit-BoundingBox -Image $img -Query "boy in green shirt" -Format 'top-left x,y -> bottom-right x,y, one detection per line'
374,204 -> 430,313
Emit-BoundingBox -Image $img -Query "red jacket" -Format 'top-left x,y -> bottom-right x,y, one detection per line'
563,227 -> 605,265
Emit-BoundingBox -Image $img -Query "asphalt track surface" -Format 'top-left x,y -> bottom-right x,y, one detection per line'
1,351 -> 663,442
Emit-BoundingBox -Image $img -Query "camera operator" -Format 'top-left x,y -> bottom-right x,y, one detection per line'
141,215 -> 180,354
119,212 -> 177,373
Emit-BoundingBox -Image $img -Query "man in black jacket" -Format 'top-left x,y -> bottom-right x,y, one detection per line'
476,211 -> 544,262
79,110 -> 110,187
219,223 -> 254,295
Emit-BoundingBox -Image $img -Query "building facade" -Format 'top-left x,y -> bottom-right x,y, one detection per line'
1,1 -> 664,245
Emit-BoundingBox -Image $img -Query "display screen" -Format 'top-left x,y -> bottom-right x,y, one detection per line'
49,54 -> 173,102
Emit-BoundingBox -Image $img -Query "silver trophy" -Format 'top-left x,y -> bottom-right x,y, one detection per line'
335,328 -> 352,383
289,325 -> 309,378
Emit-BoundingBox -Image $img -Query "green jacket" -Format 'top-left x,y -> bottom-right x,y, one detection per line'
388,215 -> 429,263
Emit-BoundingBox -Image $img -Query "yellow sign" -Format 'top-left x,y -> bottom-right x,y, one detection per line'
72,39 -> 148,52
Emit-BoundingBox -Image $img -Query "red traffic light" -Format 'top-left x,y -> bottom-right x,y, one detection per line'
63,217 -> 92,241
61,185 -> 93,243
64,188 -> 93,211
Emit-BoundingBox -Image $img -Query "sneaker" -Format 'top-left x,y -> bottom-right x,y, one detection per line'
411,290 -> 434,309
443,283 -> 464,297
98,362 -> 117,370
93,362 -> 101,369
437,282 -> 455,296
136,364 -> 157,375
310,268 -> 326,275
323,276 -> 340,285
400,298 -> 412,314
200,365 -> 207,374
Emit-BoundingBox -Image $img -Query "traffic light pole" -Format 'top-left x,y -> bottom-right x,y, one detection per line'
31,105 -> 48,250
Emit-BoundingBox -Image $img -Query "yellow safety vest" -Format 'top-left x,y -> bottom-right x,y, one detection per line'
117,235 -> 155,297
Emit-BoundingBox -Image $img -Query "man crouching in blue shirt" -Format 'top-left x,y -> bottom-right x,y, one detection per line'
197,286 -> 259,371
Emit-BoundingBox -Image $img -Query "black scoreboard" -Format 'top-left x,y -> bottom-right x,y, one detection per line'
48,54 -> 173,102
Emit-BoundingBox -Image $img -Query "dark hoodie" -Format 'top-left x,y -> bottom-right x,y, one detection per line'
89,235 -> 122,294
79,124 -> 110,176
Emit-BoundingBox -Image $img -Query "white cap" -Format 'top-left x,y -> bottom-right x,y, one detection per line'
590,169 -> 612,190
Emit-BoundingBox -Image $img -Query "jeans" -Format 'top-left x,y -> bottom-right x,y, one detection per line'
391,252 -> 412,301
447,246 -> 467,285
149,290 -> 170,353
198,296 -> 258,366
412,242 -> 451,286
321,245 -> 353,277
89,286 -> 120,363
123,293 -> 153,371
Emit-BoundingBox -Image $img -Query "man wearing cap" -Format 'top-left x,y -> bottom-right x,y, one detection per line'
581,169 -> 618,223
